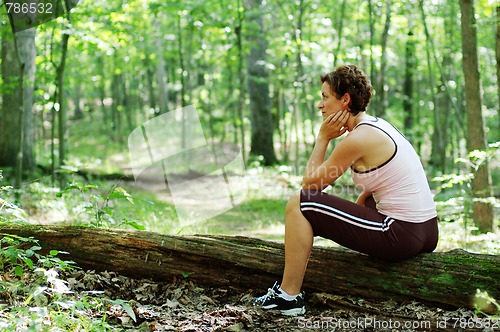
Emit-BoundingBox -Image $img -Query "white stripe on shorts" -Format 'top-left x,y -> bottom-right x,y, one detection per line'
300,201 -> 394,232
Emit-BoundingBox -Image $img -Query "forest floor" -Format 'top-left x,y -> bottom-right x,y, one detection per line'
58,269 -> 488,332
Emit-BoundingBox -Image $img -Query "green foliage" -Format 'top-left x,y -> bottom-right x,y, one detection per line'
434,143 -> 499,250
0,171 -> 27,223
474,290 -> 500,318
0,234 -> 75,278
0,235 -> 38,277
0,234 -> 136,331
107,298 -> 137,323
56,181 -> 144,230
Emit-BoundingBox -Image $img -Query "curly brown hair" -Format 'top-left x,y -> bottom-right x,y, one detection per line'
320,65 -> 373,116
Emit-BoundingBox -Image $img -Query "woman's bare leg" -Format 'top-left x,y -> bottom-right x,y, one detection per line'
279,191 -> 314,296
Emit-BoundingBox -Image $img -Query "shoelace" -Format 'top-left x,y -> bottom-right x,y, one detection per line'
255,287 -> 277,304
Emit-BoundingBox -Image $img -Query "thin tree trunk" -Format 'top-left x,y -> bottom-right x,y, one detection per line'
403,29 -> 415,135
375,0 -> 391,118
235,1 -> 247,165
460,0 -> 494,232
332,0 -> 346,68
57,33 -> 69,170
72,84 -> 84,120
435,7 -> 457,173
277,75 -> 289,163
111,72 -> 118,132
154,20 -> 169,115
420,4 -> 439,165
291,98 -> 300,174
177,14 -> 187,108
50,98 -> 57,185
125,74 -> 139,132
97,55 -> 108,129
419,0 -> 465,139
420,0 -> 459,174
123,76 -> 134,134
223,52 -> 236,145
496,6 -> 500,141
367,0 -> 376,113
176,13 -> 189,157
18,28 -> 36,176
0,26 -> 36,180
294,0 -> 314,155
144,56 -> 157,116
245,0 -> 277,165
54,2 -> 72,180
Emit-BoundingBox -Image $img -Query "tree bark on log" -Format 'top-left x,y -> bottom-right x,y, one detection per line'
1,223 -> 498,312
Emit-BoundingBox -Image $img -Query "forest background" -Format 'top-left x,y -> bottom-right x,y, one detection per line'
0,0 -> 500,329
0,0 -> 499,248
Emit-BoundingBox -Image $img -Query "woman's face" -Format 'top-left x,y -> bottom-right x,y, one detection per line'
318,81 -> 345,120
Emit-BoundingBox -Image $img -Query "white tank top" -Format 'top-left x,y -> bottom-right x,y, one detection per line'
350,118 -> 437,222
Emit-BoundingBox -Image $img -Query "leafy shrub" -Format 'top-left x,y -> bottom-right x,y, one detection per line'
57,181 -> 144,230
0,170 -> 27,223
0,234 -> 134,331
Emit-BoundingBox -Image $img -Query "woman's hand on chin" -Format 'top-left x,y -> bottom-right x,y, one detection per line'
318,110 -> 349,141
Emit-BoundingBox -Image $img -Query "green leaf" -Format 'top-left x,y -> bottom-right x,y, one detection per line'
110,299 -> 136,322
121,302 -> 136,322
124,220 -> 145,230
14,265 -> 23,277
109,187 -> 134,204
83,184 -> 99,192
23,257 -> 34,269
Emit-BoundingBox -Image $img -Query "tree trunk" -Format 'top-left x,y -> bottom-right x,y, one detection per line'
367,0 -> 375,105
245,0 -> 277,165
420,1 -> 439,164
332,0 -> 346,68
497,6 -> 500,141
403,29 -> 415,136
460,0 -> 494,232
294,0 -> 315,155
430,7 -> 456,174
144,56 -> 157,116
154,19 -> 169,116
55,31 -> 70,176
177,13 -> 187,108
0,27 -> 36,177
374,0 -> 392,118
421,0 -> 465,175
72,84 -> 84,120
124,75 -> 135,133
2,223 -> 498,313
235,1 -> 247,165
97,55 -> 109,129
111,53 -> 123,143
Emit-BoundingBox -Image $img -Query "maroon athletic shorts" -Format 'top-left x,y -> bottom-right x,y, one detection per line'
300,190 -> 439,261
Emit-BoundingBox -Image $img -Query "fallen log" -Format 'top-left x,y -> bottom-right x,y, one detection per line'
1,223 -> 498,312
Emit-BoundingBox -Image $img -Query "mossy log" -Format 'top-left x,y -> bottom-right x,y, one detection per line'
1,223 -> 498,311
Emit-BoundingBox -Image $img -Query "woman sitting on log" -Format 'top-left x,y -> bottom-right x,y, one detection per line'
254,64 -> 439,316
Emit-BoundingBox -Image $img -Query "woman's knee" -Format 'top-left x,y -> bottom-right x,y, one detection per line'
285,190 -> 302,216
